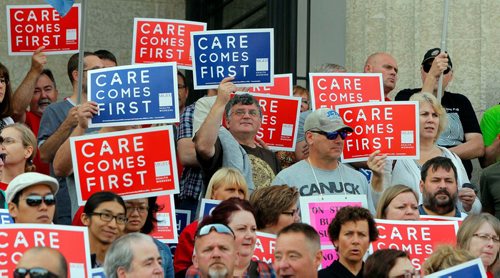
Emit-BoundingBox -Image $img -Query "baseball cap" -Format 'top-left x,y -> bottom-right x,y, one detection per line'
5,172 -> 59,203
421,48 -> 453,69
304,108 -> 353,133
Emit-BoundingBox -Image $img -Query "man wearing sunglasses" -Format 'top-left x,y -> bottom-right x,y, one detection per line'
272,108 -> 377,214
396,48 -> 484,179
5,172 -> 59,224
192,223 -> 236,278
15,247 -> 67,278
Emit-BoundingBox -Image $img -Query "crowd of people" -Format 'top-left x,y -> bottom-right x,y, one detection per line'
0,42 -> 498,278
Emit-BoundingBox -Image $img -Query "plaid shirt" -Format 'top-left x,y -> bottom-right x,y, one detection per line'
185,260 -> 276,278
177,103 -> 204,200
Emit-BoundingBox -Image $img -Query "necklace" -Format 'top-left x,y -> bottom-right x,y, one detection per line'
307,158 -> 346,200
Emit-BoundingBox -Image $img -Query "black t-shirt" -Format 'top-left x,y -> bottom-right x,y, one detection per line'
197,137 -> 281,191
318,260 -> 364,278
395,88 -> 482,178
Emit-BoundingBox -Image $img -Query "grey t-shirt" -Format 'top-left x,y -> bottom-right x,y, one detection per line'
272,160 -> 376,214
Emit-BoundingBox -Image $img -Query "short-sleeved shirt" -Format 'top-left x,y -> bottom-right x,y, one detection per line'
197,138 -> 281,190
395,89 -> 482,177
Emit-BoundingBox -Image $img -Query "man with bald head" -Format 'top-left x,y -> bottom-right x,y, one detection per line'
364,52 -> 399,100
15,247 -> 68,278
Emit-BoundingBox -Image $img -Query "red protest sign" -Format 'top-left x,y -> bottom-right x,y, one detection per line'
309,73 -> 384,110
337,101 -> 419,163
7,4 -> 80,55
253,94 -> 301,151
371,220 -> 459,270
70,126 -> 179,205
0,224 -> 91,277
132,18 -> 206,68
150,195 -> 178,243
253,232 -> 276,264
249,73 -> 293,96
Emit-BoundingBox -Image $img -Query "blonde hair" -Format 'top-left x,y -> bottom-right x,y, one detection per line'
4,123 -> 37,172
376,184 -> 419,219
422,245 -> 475,275
410,92 -> 448,140
205,167 -> 249,200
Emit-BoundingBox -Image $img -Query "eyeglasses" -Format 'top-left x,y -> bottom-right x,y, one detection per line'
473,233 -> 500,244
25,194 -> 56,207
14,267 -> 59,278
282,208 -> 299,217
88,212 -> 128,225
0,136 -> 20,145
0,78 -> 8,85
231,109 -> 260,118
422,63 -> 451,75
196,223 -> 235,239
126,205 -> 149,214
309,130 -> 348,140
391,269 -> 421,278
0,153 -> 6,163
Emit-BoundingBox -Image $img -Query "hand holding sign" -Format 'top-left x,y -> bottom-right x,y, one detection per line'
77,101 -> 98,129
216,76 -> 238,106
31,46 -> 47,73
367,150 -> 387,177
63,106 -> 79,129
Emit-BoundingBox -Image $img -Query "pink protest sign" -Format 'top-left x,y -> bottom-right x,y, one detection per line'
337,101 -> 420,163
321,245 -> 338,269
299,195 -> 368,245
309,73 -> 384,110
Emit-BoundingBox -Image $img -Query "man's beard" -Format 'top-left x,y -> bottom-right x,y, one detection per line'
208,265 -> 229,278
423,188 -> 457,215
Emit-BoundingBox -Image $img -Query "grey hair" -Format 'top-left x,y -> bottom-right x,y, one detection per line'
313,63 -> 347,73
224,93 -> 263,119
103,233 -> 154,278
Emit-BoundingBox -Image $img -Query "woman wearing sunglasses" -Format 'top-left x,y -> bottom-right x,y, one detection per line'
368,92 -> 480,214
80,191 -> 128,268
186,198 -> 275,278
124,197 -> 174,277
5,172 -> 58,224
0,123 -> 37,193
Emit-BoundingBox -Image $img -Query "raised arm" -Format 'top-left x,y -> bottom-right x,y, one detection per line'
194,77 -> 236,160
53,102 -> 98,176
39,106 -> 79,163
11,46 -> 46,122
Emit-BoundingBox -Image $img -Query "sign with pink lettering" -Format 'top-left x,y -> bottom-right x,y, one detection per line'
299,195 -> 368,245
